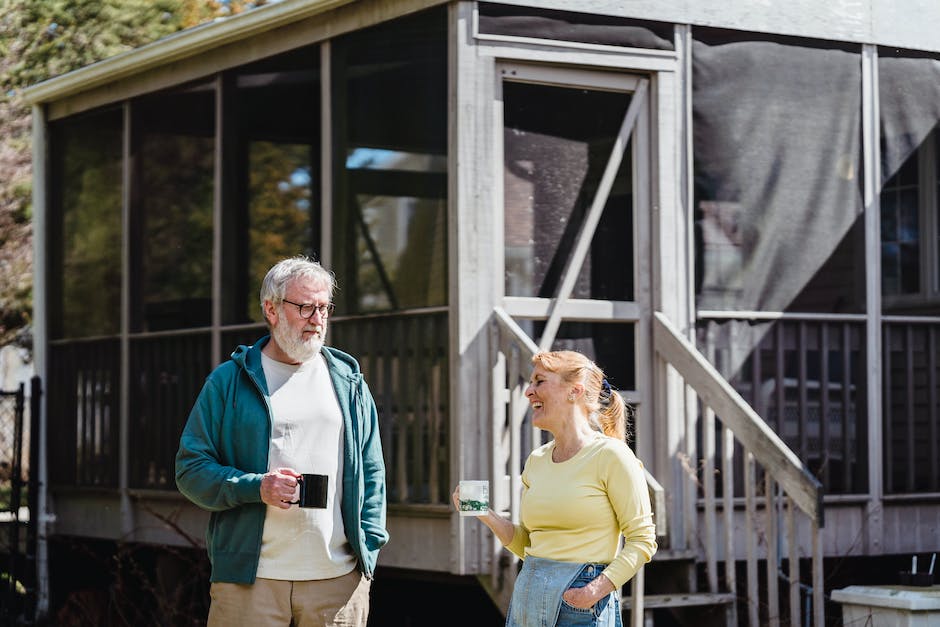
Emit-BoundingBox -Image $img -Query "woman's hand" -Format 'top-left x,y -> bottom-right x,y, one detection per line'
451,485 -> 517,546
562,574 -> 615,609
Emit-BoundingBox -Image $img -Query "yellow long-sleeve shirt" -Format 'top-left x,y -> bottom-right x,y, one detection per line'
505,434 -> 657,588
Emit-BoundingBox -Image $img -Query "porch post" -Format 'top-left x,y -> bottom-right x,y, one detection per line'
30,103 -> 51,621
449,0 -> 500,576
861,43 -> 884,554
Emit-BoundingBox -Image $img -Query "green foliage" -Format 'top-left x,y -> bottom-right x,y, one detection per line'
0,0 -> 253,344
2,0 -> 229,90
0,572 -> 26,595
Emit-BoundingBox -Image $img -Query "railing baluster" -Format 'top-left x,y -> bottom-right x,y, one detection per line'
883,324 -> 894,492
509,345 -> 522,525
722,425 -> 737,620
905,324 -> 915,492
819,323 -> 829,490
841,323 -> 853,492
490,322 -> 505,590
428,334 -> 441,505
812,520 -> 823,627
745,452 -> 758,626
391,320 -> 407,502
930,325 -> 939,492
703,402 -> 718,593
752,325 -> 764,424
766,475 -> 779,627
787,497 -> 799,627
775,322 -> 785,437
405,319 -> 421,501
798,321 -> 808,464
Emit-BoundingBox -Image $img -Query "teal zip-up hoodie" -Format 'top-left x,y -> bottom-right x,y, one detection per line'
175,337 -> 388,583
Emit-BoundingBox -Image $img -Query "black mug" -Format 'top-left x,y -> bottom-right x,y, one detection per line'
289,474 -> 329,508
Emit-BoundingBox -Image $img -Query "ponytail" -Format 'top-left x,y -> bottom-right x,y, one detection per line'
532,350 -> 633,443
598,389 -> 631,443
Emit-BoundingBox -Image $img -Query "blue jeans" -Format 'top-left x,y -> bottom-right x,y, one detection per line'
507,557 -> 621,627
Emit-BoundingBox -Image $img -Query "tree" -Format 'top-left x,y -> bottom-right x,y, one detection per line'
0,0 -> 267,345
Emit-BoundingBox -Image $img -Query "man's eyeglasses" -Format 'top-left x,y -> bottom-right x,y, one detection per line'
281,299 -> 335,319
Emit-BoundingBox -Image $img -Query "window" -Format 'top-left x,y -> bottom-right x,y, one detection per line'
50,108 -> 123,339
224,46 -> 321,325
132,82 -> 215,332
502,80 -> 634,301
331,9 -> 447,314
880,128 -> 940,310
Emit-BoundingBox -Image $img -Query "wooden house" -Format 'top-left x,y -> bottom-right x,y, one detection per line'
22,0 -> 940,624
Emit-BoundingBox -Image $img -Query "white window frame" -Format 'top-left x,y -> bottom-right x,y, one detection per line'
494,61 -> 651,410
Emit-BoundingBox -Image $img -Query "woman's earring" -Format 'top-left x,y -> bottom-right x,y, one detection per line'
567,394 -> 575,402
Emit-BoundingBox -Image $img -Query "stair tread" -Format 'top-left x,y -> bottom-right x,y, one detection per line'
648,548 -> 697,561
622,592 -> 736,609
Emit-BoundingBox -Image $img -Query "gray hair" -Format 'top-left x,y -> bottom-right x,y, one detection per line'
259,256 -> 337,319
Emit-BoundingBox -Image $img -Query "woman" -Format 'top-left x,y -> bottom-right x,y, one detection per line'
453,350 -> 657,626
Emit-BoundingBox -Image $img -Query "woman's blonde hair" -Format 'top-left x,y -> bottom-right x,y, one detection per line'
531,350 -> 632,442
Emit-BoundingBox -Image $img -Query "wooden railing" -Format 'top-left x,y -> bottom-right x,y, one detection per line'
696,316 -> 866,495
883,318 -> 940,493
46,309 -> 449,506
129,330 -> 212,489
331,309 -> 450,505
48,337 -> 120,487
656,312 -> 824,626
487,307 -> 661,624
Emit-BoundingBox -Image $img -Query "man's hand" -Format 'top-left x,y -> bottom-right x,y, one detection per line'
260,467 -> 301,509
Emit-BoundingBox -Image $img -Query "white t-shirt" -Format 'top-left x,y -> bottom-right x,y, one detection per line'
256,352 -> 356,580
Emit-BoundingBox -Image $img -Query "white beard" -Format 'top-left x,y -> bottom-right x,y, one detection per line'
271,321 -> 325,363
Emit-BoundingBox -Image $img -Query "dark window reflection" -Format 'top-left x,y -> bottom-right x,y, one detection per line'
332,9 -> 447,313
881,152 -> 921,297
503,81 -> 634,301
132,82 -> 215,332
51,109 -> 123,339
226,46 -> 320,324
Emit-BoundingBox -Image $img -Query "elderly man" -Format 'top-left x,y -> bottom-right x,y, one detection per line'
176,256 -> 388,626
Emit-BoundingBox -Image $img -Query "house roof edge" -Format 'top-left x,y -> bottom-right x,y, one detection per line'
20,0 -> 356,105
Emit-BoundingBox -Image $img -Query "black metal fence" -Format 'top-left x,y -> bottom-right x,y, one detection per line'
0,377 -> 39,626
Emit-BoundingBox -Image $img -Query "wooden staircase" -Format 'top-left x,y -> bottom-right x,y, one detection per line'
482,308 -> 826,626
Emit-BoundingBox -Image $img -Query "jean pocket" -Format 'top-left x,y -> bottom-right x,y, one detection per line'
558,598 -> 597,626
560,596 -> 593,613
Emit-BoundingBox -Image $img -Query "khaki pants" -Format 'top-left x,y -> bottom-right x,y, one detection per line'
207,569 -> 371,627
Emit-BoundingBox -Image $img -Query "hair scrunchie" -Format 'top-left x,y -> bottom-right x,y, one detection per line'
599,378 -> 612,406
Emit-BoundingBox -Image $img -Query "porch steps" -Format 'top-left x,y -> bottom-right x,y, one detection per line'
623,592 -> 737,627
623,549 -> 738,626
